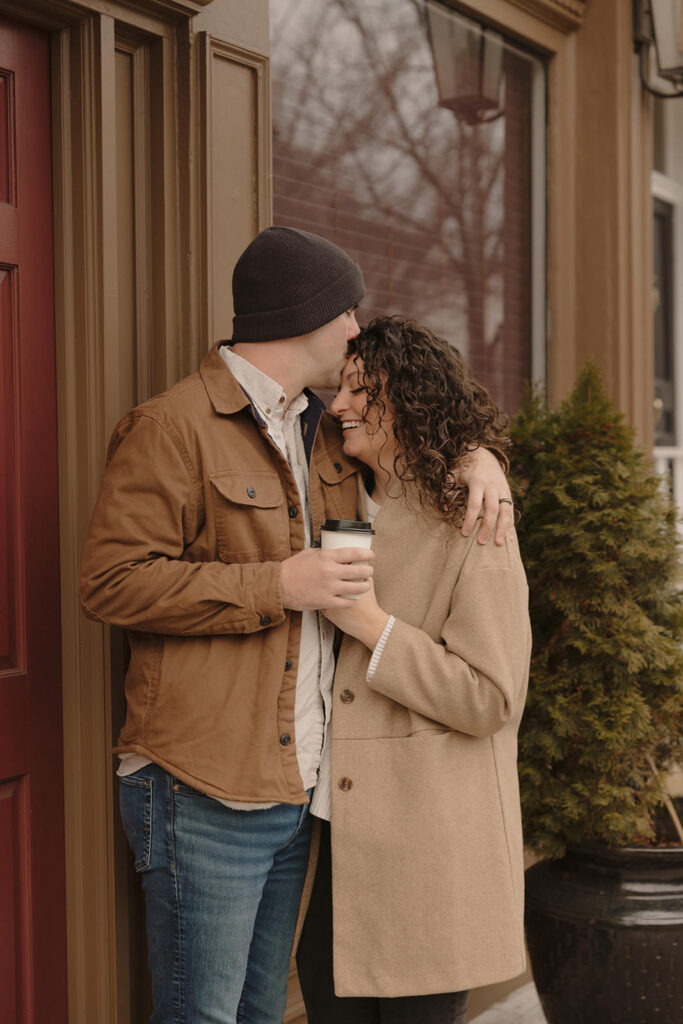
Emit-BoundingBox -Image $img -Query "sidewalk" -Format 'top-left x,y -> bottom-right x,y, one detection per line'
471,983 -> 547,1023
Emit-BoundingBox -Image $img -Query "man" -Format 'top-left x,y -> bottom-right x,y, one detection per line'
79,226 -> 512,1024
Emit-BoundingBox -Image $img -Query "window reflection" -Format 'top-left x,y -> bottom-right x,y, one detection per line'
270,0 -> 545,413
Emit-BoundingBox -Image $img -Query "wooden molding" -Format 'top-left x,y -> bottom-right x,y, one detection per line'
119,0 -> 215,16
0,0 -> 212,31
502,0 -> 585,32
205,35 -> 271,229
51,16 -> 119,1022
48,2 -> 191,1019
198,32 -> 271,345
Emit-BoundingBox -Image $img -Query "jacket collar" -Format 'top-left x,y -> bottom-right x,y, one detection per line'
200,343 -> 327,460
200,342 -> 252,415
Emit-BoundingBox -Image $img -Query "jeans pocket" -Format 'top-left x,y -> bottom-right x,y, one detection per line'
119,776 -> 153,872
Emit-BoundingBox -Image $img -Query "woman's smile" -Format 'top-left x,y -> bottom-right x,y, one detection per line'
331,357 -> 395,468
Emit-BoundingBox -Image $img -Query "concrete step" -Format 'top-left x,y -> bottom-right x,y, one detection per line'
471,982 -> 547,1023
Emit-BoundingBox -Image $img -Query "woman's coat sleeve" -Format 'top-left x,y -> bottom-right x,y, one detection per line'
367,559 -> 531,737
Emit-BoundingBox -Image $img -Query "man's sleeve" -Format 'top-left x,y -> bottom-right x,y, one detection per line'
78,413 -> 285,635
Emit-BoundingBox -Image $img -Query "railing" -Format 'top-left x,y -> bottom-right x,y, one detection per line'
653,446 -> 683,514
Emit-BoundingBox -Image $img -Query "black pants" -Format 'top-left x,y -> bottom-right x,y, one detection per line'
296,820 -> 469,1024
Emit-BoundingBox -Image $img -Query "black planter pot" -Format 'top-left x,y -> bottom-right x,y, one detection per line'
525,843 -> 683,1024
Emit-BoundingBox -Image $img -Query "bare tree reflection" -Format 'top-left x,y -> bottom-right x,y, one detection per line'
270,0 -> 532,411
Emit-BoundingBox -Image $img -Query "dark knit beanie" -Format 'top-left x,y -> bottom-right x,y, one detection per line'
231,226 -> 365,342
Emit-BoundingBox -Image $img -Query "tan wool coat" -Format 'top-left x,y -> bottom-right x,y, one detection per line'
328,486 -> 531,998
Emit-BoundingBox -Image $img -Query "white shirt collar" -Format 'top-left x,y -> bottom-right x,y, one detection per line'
219,345 -> 308,423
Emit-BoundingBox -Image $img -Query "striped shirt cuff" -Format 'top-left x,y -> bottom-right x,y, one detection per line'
366,615 -> 396,682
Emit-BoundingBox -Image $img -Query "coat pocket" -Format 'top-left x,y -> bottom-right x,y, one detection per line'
210,470 -> 289,563
316,449 -> 358,521
119,775 -> 153,872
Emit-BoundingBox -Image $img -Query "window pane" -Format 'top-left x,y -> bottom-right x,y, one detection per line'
654,198 -> 675,446
270,0 -> 545,413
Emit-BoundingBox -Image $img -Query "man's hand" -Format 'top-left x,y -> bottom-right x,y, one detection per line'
456,448 -> 513,546
323,579 -> 390,650
280,547 -> 375,611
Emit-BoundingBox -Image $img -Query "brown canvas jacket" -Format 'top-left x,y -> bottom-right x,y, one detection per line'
79,343 -> 358,804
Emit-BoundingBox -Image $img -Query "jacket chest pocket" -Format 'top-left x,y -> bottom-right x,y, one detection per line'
210,470 -> 290,563
317,454 -> 358,521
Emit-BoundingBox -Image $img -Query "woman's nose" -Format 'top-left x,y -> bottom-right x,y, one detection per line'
330,392 -> 345,417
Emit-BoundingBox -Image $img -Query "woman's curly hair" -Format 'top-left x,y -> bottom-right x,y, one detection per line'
347,315 -> 510,525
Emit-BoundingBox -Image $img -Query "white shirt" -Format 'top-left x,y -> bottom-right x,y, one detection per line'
119,347 -> 336,808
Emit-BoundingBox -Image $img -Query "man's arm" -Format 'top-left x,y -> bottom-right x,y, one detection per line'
456,447 -> 513,546
79,413 -> 372,634
78,414 -> 288,635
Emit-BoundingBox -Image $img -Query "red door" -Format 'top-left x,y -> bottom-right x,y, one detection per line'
0,17 -> 68,1024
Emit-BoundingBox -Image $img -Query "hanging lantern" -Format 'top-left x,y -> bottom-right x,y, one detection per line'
425,1 -> 504,125
650,0 -> 683,80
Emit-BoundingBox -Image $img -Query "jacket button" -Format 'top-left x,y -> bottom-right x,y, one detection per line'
285,659 -> 292,672
247,486 -> 256,498
280,733 -> 292,746
288,505 -> 298,518
259,615 -> 271,627
334,462 -> 343,473
340,689 -> 355,703
338,777 -> 353,791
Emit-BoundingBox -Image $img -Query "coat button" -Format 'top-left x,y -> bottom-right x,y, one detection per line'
338,777 -> 353,791
340,689 -> 355,703
259,615 -> 271,627
285,659 -> 292,672
280,733 -> 292,746
288,505 -> 298,518
247,487 -> 256,498
334,462 -> 343,473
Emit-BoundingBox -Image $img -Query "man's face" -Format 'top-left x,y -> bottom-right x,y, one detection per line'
303,308 -> 360,388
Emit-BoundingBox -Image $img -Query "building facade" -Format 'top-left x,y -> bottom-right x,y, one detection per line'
0,0 -> 679,1021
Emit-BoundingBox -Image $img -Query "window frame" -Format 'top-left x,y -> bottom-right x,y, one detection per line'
652,169 -> 683,506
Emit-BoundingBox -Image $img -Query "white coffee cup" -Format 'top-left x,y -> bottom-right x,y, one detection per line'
319,519 -> 374,599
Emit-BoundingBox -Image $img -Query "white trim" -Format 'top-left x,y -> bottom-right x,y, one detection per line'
366,615 -> 396,682
653,449 -> 683,512
652,170 -> 683,204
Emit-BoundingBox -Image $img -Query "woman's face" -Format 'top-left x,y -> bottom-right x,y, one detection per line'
330,355 -> 397,470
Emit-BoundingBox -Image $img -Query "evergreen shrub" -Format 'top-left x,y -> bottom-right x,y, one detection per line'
510,361 -> 683,859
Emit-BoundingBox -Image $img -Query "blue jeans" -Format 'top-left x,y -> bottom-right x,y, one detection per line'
119,762 -> 313,1024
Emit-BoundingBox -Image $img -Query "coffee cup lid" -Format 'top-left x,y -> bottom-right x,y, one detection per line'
321,519 -> 375,534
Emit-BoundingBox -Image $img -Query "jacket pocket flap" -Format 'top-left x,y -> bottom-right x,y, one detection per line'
210,471 -> 284,508
317,450 -> 357,485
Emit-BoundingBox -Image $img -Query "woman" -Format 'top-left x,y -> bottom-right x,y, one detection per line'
297,316 -> 531,1024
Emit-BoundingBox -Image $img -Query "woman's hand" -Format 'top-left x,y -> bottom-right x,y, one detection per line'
323,578 -> 390,650
455,447 -> 513,546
